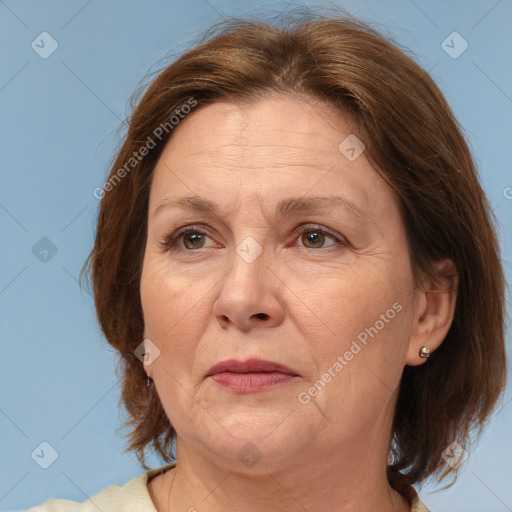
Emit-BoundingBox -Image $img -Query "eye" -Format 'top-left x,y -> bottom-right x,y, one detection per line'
159,223 -> 346,253
293,224 -> 345,250
159,226 -> 217,252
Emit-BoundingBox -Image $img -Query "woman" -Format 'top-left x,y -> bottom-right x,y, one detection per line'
27,10 -> 506,512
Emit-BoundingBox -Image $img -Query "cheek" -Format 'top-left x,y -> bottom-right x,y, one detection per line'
140,256 -> 208,372
294,262 -> 413,407
141,250 -> 206,326
296,262 -> 409,352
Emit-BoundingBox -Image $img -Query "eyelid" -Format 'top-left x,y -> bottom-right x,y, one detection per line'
293,223 -> 346,247
159,222 -> 347,252
158,224 -> 217,252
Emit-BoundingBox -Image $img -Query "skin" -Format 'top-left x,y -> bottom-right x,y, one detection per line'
140,94 -> 458,512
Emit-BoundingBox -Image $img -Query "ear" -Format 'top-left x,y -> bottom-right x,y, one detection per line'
142,328 -> 151,376
406,259 -> 459,366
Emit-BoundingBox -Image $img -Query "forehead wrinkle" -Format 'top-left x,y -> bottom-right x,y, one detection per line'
173,145 -> 342,172
152,193 -> 371,225
185,141 -> 336,155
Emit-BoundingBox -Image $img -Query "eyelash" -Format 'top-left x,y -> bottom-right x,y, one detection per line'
158,223 -> 346,253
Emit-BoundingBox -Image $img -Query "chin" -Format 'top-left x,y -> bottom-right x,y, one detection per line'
190,411 -> 308,472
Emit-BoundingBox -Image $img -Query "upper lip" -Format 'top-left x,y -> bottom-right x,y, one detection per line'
206,358 -> 299,377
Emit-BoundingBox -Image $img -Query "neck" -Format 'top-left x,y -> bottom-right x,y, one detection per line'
150,438 -> 410,512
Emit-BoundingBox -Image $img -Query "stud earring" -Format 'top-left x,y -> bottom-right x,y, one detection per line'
419,346 -> 431,358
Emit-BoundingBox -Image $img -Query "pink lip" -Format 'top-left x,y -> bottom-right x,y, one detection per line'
206,358 -> 300,392
207,358 -> 299,376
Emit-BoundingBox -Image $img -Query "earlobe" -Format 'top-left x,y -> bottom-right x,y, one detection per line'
141,328 -> 152,378
406,259 -> 459,366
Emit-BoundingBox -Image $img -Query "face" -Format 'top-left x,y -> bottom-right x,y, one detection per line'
140,94 -> 420,471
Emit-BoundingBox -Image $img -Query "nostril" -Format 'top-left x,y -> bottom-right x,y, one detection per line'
254,313 -> 269,320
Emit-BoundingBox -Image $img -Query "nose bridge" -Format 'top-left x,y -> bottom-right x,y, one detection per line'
213,231 -> 284,331
221,197 -> 271,278
223,233 -> 268,301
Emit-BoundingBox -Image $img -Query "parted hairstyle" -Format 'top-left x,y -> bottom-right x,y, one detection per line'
81,7 -> 507,494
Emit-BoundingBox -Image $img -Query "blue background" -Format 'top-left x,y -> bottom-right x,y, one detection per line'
1,1 -> 511,510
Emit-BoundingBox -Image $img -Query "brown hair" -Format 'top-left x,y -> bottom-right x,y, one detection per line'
81,8 -> 507,492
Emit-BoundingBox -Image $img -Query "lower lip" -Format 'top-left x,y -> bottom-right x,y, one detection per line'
209,372 -> 296,392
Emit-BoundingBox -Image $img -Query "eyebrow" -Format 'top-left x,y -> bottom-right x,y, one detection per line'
152,195 -> 369,221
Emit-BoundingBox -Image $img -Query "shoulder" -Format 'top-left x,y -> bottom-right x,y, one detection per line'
411,494 -> 431,512
23,463 -> 176,512
401,483 -> 430,512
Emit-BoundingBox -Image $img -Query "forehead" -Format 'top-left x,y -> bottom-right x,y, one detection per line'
161,94 -> 357,165
148,94 -> 399,224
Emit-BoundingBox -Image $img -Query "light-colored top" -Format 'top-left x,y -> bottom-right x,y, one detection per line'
24,462 -> 430,511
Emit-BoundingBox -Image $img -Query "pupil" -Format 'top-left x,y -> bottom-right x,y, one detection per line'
185,233 -> 203,248
305,231 -> 323,247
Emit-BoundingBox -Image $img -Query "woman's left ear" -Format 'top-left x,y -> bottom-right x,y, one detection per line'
406,258 -> 459,366
141,328 -> 151,377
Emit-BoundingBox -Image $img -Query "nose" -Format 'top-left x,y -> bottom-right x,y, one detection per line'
212,246 -> 285,332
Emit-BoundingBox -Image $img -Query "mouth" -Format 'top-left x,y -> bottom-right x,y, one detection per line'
206,358 -> 300,392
